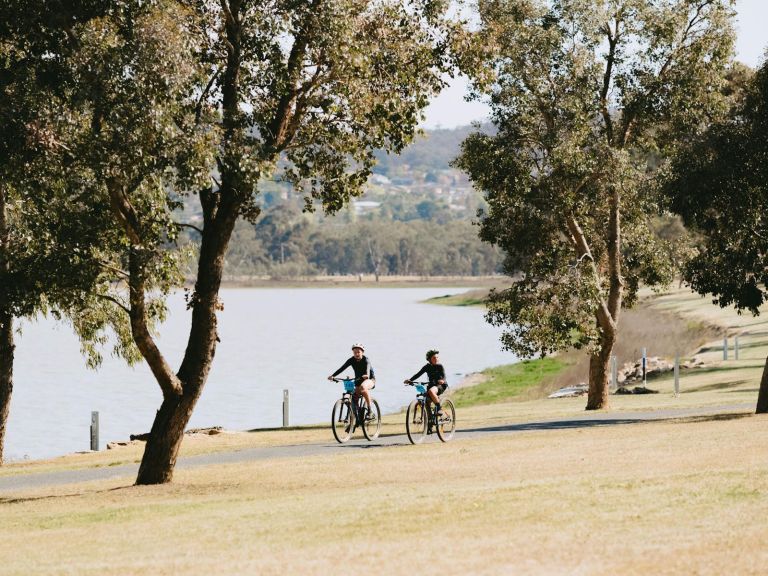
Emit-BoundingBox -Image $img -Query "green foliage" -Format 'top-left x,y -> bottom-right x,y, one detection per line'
451,357 -> 571,407
455,0 -> 734,359
0,0 -> 147,367
222,205 -> 502,277
663,60 -> 768,315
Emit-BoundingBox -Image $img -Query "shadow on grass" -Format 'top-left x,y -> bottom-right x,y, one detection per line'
0,484 -> 133,505
671,412 -> 754,424
682,379 -> 751,393
460,418 -> 647,434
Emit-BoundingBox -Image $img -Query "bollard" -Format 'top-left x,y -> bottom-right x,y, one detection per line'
674,355 -> 680,397
735,336 -> 740,360
282,389 -> 289,428
610,355 -> 618,389
641,347 -> 647,386
723,336 -> 728,360
90,411 -> 99,451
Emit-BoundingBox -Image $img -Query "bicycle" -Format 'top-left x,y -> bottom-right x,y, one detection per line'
404,381 -> 456,444
330,377 -> 381,443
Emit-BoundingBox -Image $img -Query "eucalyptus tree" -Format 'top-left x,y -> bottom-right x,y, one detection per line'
0,1 -> 142,464
65,0 -> 454,484
663,60 -> 768,412
455,0 -> 735,409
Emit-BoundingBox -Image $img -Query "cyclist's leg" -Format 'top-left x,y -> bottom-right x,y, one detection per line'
429,385 -> 446,415
357,379 -> 374,409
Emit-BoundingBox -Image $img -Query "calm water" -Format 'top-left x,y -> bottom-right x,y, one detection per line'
6,287 -> 516,461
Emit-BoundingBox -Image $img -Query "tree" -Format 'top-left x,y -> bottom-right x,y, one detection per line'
59,0 -> 455,484
455,0 -> 735,409
0,1 -> 142,464
663,59 -> 768,412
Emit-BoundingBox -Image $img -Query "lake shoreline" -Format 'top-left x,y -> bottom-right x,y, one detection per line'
217,274 -> 503,289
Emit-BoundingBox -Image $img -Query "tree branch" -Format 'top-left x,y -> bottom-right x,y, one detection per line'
96,293 -> 130,315
128,248 -> 183,399
565,214 -> 616,332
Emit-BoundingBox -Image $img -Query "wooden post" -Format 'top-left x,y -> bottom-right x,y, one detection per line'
90,411 -> 99,451
610,355 -> 617,389
641,347 -> 647,387
723,337 -> 728,360
282,389 -> 289,428
735,336 -> 740,360
674,355 -> 680,397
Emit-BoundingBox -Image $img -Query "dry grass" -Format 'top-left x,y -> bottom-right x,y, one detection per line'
2,286 -> 768,575
1,414 -> 767,575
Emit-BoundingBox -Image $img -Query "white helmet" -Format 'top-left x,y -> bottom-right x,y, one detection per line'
351,343 -> 365,352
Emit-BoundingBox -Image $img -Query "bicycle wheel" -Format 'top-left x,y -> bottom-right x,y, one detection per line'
436,398 -> 456,442
332,398 -> 354,443
362,399 -> 381,441
405,399 -> 427,444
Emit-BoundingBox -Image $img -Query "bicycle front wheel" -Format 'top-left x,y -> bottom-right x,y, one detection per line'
332,398 -> 354,443
362,399 -> 381,441
405,399 -> 427,444
436,398 -> 456,442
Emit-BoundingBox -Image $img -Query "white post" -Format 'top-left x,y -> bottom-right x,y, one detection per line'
282,389 -> 289,428
674,355 -> 680,397
90,411 -> 99,451
723,336 -> 728,360
610,355 -> 618,389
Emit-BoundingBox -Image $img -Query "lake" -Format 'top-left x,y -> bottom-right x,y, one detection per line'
5,287 -> 516,461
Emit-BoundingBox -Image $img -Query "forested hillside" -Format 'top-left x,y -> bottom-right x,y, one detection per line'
179,125 -> 503,279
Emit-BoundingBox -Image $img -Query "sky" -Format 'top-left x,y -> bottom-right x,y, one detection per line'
422,0 -> 768,128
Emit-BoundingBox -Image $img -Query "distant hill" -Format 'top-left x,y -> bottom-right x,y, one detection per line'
373,124 -> 491,176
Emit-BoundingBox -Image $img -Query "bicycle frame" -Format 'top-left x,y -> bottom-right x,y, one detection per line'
330,377 -> 381,443
405,381 -> 455,443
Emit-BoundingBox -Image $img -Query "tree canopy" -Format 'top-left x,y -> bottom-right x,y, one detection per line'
455,0 -> 735,409
663,58 -> 768,411
37,0 -> 460,484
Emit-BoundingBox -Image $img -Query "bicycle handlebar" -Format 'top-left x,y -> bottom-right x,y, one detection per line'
404,381 -> 430,386
330,377 -> 355,382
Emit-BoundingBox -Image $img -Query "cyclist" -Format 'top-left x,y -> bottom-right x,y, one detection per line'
404,349 -> 448,416
328,343 -> 376,419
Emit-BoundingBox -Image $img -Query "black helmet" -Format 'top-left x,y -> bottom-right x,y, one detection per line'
426,349 -> 439,361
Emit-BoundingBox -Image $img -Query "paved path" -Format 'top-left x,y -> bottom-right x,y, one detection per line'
0,403 -> 752,493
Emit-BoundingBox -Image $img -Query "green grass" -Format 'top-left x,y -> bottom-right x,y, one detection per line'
424,288 -> 489,307
452,357 -> 572,407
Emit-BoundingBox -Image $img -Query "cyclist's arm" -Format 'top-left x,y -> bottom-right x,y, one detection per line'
330,358 -> 353,379
408,364 -> 428,382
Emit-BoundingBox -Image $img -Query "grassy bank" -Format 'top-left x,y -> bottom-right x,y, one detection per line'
452,357 -> 575,406
1,286 -> 767,574
424,287 -> 492,306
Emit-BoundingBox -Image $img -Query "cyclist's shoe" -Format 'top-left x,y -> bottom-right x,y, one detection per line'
365,407 -> 377,421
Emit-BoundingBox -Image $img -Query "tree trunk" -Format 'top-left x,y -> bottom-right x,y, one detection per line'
756,355 -> 768,413
135,391 -> 200,484
586,338 -> 612,410
0,186 -> 13,465
133,186 -> 239,485
0,311 -> 13,466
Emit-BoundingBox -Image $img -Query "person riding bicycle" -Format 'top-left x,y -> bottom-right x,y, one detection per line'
404,349 -> 448,417
328,343 -> 376,419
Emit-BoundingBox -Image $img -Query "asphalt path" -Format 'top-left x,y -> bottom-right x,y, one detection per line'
0,403 -> 753,494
